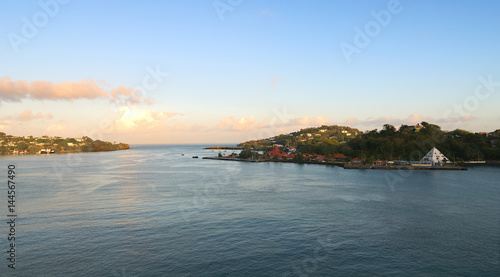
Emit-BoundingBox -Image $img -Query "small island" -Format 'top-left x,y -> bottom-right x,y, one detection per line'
0,132 -> 129,155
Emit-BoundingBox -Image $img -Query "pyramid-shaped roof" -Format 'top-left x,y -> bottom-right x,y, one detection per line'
420,147 -> 449,165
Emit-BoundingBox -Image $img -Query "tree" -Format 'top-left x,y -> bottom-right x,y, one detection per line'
28,145 -> 41,154
239,149 -> 252,159
381,124 -> 396,136
17,142 -> 28,152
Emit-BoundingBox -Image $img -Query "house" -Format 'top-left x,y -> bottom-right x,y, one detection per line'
67,143 -> 75,147
333,153 -> 347,160
314,155 -> 326,162
351,158 -> 362,164
303,153 -> 315,160
374,159 -> 383,165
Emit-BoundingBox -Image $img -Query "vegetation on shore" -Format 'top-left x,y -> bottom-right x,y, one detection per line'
0,132 -> 129,155
237,122 -> 500,162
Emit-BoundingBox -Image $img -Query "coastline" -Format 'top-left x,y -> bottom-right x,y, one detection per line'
202,156 -> 468,170
0,147 -> 130,156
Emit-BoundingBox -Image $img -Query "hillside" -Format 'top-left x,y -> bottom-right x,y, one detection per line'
238,125 -> 361,150
0,132 -> 129,155
238,122 -> 500,162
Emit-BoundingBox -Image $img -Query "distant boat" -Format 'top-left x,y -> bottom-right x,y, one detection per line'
181,154 -> 184,156
40,148 -> 54,154
192,156 -> 198,158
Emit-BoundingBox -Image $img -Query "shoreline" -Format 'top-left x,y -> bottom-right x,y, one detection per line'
0,148 -> 129,156
202,156 -> 469,170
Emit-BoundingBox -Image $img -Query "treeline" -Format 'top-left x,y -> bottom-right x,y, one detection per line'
0,132 -> 129,155
296,122 -> 500,161
81,140 -> 130,152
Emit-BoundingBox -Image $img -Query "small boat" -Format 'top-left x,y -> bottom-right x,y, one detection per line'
181,154 -> 184,156
192,156 -> 199,158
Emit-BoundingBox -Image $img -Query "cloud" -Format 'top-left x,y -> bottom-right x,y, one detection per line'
287,115 -> 330,127
46,124 -> 68,133
215,115 -> 260,131
435,114 -> 475,123
341,115 -> 417,130
0,76 -> 152,105
114,107 -> 181,132
339,113 -> 471,131
0,120 -> 12,130
15,110 -> 53,121
213,114 -> 332,135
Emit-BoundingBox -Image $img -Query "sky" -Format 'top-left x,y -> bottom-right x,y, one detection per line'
1,0 -> 499,144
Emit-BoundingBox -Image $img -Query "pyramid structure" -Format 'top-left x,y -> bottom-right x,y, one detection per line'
420,147 -> 449,166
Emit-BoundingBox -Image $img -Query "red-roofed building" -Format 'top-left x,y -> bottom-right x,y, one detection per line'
303,153 -> 314,160
268,147 -> 287,159
315,155 -> 326,161
374,159 -> 383,165
333,153 -> 346,159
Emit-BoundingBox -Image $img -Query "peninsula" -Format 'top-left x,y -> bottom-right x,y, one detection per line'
0,132 -> 129,155
205,122 -> 500,169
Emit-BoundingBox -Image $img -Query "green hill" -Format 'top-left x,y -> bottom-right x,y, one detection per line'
238,122 -> 500,162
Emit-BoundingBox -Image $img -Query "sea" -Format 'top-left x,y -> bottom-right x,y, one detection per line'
1,144 -> 499,276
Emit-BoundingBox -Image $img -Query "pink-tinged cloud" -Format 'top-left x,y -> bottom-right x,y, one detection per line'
215,115 -> 260,131
346,117 -> 357,124
341,114 -> 442,131
114,107 -> 181,133
436,114 -> 475,123
15,110 -> 53,121
287,115 -> 330,127
213,115 -> 334,141
0,76 -> 152,105
46,124 -> 68,133
0,120 -> 12,130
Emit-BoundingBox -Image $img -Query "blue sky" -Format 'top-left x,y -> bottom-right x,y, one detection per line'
1,0 -> 499,143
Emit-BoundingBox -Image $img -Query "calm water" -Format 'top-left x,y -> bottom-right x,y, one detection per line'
1,144 -> 499,276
